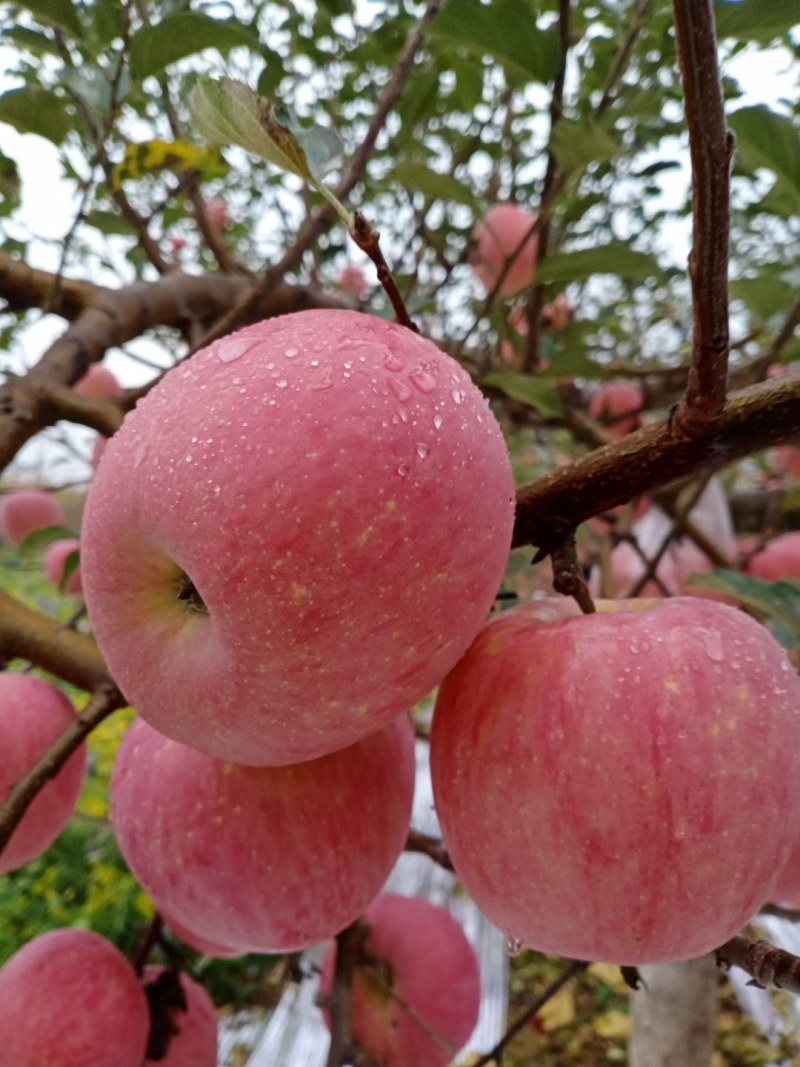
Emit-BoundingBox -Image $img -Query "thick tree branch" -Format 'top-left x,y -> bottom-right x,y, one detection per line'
673,0 -> 732,420
513,375 -> 800,551
0,587 -> 107,691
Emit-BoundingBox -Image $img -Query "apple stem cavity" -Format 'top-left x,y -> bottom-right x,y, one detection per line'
176,573 -> 207,615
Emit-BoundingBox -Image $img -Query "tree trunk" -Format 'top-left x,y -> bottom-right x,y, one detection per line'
629,955 -> 718,1067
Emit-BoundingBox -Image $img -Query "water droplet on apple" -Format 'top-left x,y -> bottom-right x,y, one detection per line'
397,463 -> 411,477
217,337 -> 257,363
285,347 -> 298,358
384,353 -> 405,372
433,414 -> 443,430
276,380 -> 289,389
416,443 -> 429,459
505,937 -> 523,957
388,377 -> 413,402
451,388 -> 465,404
699,629 -> 724,661
410,368 -> 437,394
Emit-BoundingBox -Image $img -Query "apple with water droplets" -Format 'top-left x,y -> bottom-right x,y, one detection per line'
81,309 -> 514,765
110,714 -> 415,953
0,673 -> 86,874
430,596 -> 800,965
318,894 -> 481,1067
0,928 -> 150,1067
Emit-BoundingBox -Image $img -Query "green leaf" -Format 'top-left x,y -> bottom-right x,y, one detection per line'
60,548 -> 80,592
0,86 -> 71,144
482,371 -> 561,417
84,209 -> 138,236
12,0 -> 82,36
730,274 -> 794,320
189,78 -> 313,181
714,0 -> 799,44
729,106 -> 800,211
0,150 -> 21,217
387,160 -> 479,209
16,525 -> 76,555
550,120 -> 620,173
429,0 -> 560,85
688,570 -> 800,648
536,244 -> 663,284
130,13 -> 256,79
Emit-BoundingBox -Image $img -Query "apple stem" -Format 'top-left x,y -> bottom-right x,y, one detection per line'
350,212 -> 418,334
545,534 -> 596,615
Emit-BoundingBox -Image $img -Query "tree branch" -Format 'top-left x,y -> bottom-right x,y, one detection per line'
673,0 -> 732,420
716,935 -> 800,995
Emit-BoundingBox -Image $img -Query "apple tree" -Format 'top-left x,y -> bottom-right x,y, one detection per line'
1,0 -> 800,1064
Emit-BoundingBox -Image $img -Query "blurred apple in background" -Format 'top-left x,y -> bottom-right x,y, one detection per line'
319,894 -> 481,1067
0,673 -> 86,874
588,380 -> 643,439
337,263 -> 367,301
0,488 -> 66,546
470,203 -> 538,296
746,532 -> 800,583
143,965 -> 218,1067
73,363 -> 122,398
43,537 -> 82,595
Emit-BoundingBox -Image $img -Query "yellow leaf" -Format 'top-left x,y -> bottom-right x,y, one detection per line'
112,139 -> 226,189
593,1009 -> 631,1039
588,962 -> 632,994
537,984 -> 576,1031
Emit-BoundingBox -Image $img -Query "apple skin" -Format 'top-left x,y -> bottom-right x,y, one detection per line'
318,894 -> 481,1067
745,532 -> 800,583
110,715 -> 415,953
470,203 -> 538,296
143,966 -> 218,1067
81,309 -> 515,766
588,380 -> 642,438
0,674 -> 86,874
0,489 -> 66,546
162,910 -> 243,958
0,929 -> 150,1067
73,363 -> 122,398
430,597 -> 800,965
43,537 -> 82,595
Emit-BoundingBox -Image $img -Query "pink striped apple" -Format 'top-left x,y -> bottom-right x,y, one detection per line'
110,715 -> 415,953
143,966 -> 217,1067
81,310 -> 515,765
0,929 -> 150,1067
431,597 -> 800,965
319,894 -> 481,1067
470,203 -> 538,296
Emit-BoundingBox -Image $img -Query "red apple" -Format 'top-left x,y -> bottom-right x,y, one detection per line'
143,966 -> 217,1067
110,715 -> 415,952
81,310 -> 515,765
769,838 -> 800,909
746,532 -> 800,583
0,488 -> 66,546
0,673 -> 86,874
430,597 -> 800,965
205,198 -> 229,230
162,910 -> 243,958
91,433 -> 108,470
73,363 -> 122,398
318,894 -> 481,1067
0,929 -> 150,1067
43,537 -> 82,595
771,445 -> 800,481
588,380 -> 642,439
470,203 -> 538,296
338,263 -> 367,300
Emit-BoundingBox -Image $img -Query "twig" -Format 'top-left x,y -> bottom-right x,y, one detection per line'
546,534 -> 595,614
717,935 -> 800,994
404,829 -> 454,872
194,0 -> 445,350
351,213 -> 417,332
0,679 -> 126,860
325,919 -> 369,1067
472,958 -> 589,1067
672,0 -> 732,420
